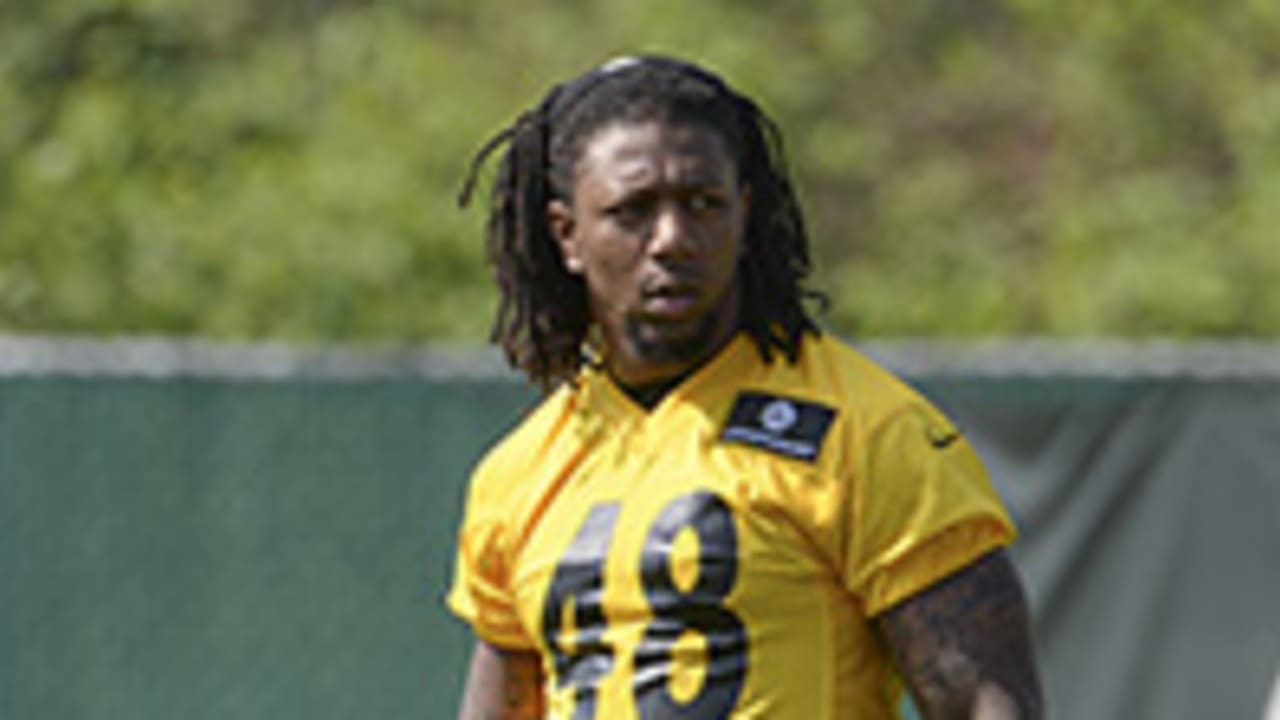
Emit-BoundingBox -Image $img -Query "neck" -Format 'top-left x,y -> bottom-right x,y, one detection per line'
615,371 -> 692,409
605,326 -> 738,408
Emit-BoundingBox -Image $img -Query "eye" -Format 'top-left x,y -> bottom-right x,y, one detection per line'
606,197 -> 654,225
686,191 -> 726,213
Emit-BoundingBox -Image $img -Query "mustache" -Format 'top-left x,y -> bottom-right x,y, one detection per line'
640,270 -> 702,296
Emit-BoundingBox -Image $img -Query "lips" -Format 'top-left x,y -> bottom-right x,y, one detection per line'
640,277 -> 701,318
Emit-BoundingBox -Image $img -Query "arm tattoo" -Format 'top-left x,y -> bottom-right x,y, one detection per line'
877,549 -> 1043,719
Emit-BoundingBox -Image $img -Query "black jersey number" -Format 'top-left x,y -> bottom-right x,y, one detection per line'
541,503 -> 621,720
540,491 -> 748,720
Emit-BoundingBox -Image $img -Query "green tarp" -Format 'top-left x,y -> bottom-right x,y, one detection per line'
3,342 -> 1278,719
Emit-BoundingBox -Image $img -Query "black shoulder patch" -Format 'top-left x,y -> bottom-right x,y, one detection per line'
720,392 -> 836,462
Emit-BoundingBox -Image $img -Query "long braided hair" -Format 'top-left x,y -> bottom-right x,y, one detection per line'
458,55 -> 825,389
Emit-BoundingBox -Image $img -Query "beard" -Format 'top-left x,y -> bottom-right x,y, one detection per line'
623,309 -> 725,368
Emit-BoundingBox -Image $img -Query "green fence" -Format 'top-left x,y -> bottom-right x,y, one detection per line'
3,338 -> 1279,719
2,363 -> 533,719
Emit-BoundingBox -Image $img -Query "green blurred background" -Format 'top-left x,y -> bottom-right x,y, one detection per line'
5,3 -> 1280,719
5,0 -> 1280,343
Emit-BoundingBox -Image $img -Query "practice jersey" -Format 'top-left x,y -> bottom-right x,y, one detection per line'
447,333 -> 1015,719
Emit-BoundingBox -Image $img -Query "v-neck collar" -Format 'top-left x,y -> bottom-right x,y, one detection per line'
577,334 -> 760,426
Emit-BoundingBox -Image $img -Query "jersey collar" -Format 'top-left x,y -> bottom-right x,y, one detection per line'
577,333 -> 761,424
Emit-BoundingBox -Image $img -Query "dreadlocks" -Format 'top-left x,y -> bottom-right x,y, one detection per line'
458,55 -> 825,389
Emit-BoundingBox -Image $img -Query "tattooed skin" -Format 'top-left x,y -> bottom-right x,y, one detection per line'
456,643 -> 545,720
877,550 -> 1044,720
456,552 -> 1041,719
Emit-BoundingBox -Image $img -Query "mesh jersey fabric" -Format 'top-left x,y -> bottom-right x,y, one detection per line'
447,333 -> 1015,719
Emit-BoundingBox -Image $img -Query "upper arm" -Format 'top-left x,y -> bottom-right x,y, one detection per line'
456,640 -> 545,720
876,549 -> 1043,720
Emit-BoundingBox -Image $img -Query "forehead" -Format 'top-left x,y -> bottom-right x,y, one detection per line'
573,121 -> 738,190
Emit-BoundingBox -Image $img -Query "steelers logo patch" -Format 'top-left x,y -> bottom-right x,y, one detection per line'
759,400 -> 798,434
721,392 -> 836,462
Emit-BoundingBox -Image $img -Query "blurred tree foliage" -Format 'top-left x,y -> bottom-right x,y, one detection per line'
2,0 -> 1279,341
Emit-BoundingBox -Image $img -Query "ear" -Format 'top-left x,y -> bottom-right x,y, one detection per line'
547,199 -> 584,275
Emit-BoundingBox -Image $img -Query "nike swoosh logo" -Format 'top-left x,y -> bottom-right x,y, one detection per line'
928,430 -> 961,449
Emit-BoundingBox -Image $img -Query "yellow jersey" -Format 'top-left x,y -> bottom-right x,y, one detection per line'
447,333 -> 1015,719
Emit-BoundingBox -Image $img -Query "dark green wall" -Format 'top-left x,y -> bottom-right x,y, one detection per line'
4,373 -> 1279,719
1,377 -> 533,719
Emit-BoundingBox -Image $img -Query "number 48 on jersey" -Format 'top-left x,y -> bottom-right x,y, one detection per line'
540,490 -> 749,719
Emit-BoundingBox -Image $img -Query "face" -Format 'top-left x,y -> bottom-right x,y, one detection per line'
548,120 -> 751,387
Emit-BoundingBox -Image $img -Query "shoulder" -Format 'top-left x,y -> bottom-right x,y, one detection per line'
779,336 -> 1016,611
465,383 -> 581,516
721,333 -> 963,483
794,334 -> 985,482
771,332 -> 947,437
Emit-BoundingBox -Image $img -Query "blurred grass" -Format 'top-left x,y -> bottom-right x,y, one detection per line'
2,0 -> 1279,342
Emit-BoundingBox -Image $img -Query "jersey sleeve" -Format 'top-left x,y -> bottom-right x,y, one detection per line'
843,401 -> 1016,616
445,456 -> 536,650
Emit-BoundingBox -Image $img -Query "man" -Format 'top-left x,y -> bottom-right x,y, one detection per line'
449,55 -> 1042,719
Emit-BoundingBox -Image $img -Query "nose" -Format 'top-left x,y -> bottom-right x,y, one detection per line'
647,202 -> 696,260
